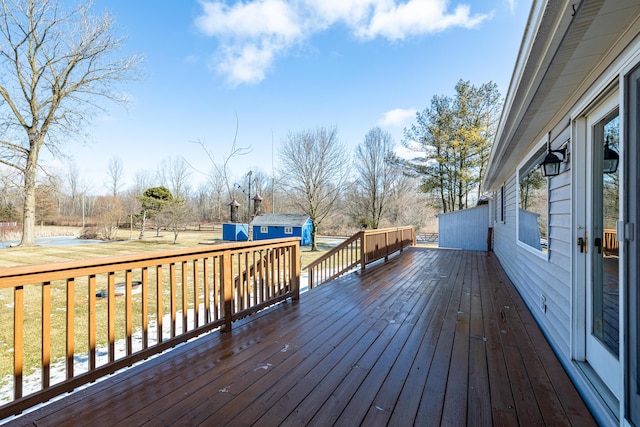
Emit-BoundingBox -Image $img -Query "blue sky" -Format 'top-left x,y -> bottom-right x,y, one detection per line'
60,0 -> 530,194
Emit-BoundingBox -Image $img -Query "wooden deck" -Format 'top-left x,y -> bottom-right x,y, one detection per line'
7,248 -> 595,426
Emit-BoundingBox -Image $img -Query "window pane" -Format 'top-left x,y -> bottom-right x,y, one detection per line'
518,160 -> 547,251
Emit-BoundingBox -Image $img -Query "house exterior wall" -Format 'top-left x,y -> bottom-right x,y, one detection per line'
492,162 -> 573,359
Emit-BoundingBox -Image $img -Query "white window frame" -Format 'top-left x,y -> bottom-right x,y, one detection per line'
516,140 -> 550,260
284,226 -> 293,234
260,226 -> 268,233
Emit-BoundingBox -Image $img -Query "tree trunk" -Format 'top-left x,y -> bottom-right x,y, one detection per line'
139,210 -> 146,239
20,145 -> 40,246
311,220 -> 318,251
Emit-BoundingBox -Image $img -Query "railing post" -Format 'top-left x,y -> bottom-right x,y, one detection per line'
222,250 -> 233,332
385,232 -> 389,261
292,242 -> 301,300
360,231 -> 366,272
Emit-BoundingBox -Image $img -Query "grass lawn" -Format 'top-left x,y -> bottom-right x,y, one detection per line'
0,226 -> 333,269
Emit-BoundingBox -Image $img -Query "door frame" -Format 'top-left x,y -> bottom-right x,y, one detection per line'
624,62 -> 639,426
572,88 -> 622,401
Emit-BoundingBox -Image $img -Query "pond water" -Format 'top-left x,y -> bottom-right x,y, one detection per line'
0,236 -> 105,249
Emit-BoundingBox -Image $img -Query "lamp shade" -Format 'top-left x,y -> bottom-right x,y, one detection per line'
540,152 -> 562,177
603,144 -> 619,174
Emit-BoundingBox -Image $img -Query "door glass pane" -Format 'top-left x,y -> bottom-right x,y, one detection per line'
593,111 -> 619,357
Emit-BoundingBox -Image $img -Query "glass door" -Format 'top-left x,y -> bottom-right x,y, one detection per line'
586,105 -> 621,399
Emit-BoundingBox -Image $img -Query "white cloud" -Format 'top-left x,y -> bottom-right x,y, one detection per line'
195,0 -> 492,85
378,108 -> 417,127
505,0 -> 516,13
195,0 -> 302,39
357,1 -> 490,40
216,42 -> 280,86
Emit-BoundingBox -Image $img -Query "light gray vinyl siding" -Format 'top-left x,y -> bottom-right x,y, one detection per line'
493,165 -> 573,358
438,205 -> 489,251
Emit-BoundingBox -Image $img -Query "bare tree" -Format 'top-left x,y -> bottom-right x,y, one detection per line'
159,156 -> 191,200
94,195 -> 124,240
279,126 -> 348,251
208,165 -> 227,221
160,198 -> 191,244
106,156 -> 124,197
190,115 -> 252,205
65,161 -> 80,217
351,127 -> 399,229
0,0 -> 141,245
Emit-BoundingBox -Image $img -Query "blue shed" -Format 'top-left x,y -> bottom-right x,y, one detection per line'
222,223 -> 249,241
251,214 -> 312,245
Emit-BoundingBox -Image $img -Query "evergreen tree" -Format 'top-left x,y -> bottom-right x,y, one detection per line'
403,80 -> 501,212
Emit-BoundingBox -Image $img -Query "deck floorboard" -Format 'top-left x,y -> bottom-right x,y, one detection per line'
8,248 -> 596,426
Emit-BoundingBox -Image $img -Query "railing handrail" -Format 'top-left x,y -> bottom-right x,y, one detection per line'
0,237 -> 301,420
305,226 -> 415,289
304,231 -> 363,271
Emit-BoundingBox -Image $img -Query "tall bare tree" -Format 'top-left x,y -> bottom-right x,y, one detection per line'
106,156 -> 124,198
279,126 -> 348,251
0,0 -> 141,245
159,156 -> 191,200
207,164 -> 227,221
352,127 -> 399,229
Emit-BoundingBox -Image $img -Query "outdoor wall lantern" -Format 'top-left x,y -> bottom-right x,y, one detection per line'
539,132 -> 568,177
603,136 -> 619,174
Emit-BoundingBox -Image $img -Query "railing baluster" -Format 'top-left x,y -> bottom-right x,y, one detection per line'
213,257 -> 220,320
182,261 -> 188,333
193,259 -> 200,328
14,285 -> 23,400
156,265 -> 163,344
108,272 -> 115,362
170,263 -> 176,338
41,281 -> 51,389
142,267 -> 149,349
265,249 -> 271,299
222,250 -> 233,332
125,270 -> 133,355
203,258 -> 210,324
244,252 -> 249,308
293,244 -> 300,300
252,250 -> 258,305
66,278 -> 75,380
88,275 -> 97,370
233,253 -> 240,309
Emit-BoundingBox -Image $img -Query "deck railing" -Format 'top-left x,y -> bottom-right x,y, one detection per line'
0,238 -> 300,419
305,226 -> 415,289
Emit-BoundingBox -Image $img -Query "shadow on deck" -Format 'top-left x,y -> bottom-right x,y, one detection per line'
8,247 -> 595,426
